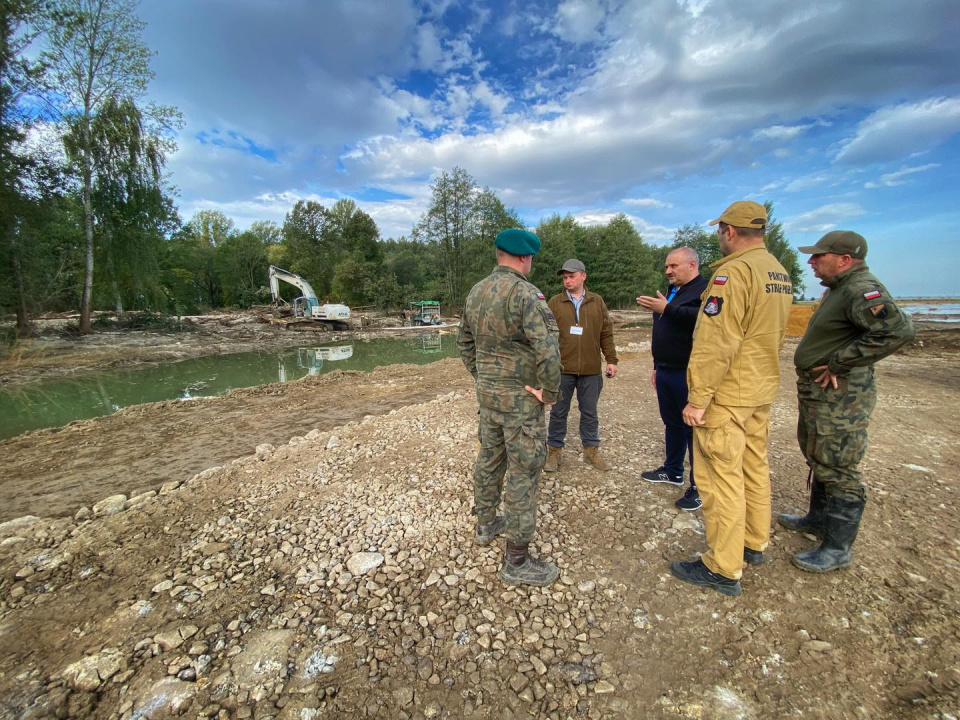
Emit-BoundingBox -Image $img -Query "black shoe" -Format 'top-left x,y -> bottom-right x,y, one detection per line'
642,467 -> 684,486
743,547 -> 765,565
675,485 -> 702,511
669,558 -> 742,596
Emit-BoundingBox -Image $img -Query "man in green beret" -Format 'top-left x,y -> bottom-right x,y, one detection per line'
780,231 -> 915,573
458,228 -> 562,586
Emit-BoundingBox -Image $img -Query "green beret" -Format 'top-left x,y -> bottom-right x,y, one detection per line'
495,228 -> 541,256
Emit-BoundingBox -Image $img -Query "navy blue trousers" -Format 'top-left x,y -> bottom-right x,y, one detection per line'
655,366 -> 695,487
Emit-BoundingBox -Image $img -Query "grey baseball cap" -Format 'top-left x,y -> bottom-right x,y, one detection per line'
557,258 -> 586,275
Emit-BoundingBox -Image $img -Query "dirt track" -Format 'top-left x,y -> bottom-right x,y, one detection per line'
1,322 -> 959,718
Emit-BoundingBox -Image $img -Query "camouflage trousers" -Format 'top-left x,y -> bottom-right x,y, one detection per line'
473,404 -> 547,544
797,367 -> 877,502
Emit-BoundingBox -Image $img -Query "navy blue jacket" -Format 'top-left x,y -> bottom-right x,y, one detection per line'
651,274 -> 709,369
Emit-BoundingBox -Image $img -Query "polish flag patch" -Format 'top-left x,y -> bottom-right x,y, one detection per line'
713,276 -> 728,285
536,292 -> 545,299
863,290 -> 882,300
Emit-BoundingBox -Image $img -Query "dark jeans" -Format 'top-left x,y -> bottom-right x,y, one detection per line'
547,373 -> 602,448
655,366 -> 695,487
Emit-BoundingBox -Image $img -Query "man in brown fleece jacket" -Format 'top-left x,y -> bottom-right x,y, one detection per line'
544,259 -> 619,472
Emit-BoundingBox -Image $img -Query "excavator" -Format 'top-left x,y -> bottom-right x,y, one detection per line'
267,265 -> 353,331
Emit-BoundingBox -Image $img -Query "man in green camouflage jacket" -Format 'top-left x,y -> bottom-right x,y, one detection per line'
780,231 -> 916,573
458,228 -> 562,587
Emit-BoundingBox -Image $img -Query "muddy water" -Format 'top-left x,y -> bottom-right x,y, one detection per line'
0,335 -> 457,440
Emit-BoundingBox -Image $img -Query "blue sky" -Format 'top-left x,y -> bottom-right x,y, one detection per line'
135,0 -> 960,297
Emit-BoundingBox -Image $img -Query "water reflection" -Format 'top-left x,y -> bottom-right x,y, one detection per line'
0,335 -> 457,440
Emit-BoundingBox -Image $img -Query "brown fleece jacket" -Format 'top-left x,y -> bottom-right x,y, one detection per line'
547,289 -> 618,375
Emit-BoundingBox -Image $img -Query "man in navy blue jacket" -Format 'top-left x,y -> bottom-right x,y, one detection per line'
637,247 -> 709,511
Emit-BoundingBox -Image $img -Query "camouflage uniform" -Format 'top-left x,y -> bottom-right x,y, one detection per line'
794,264 -> 916,500
458,266 -> 561,544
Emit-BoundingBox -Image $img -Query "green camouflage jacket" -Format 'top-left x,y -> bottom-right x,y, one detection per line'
794,264 -> 916,373
458,265 -> 561,413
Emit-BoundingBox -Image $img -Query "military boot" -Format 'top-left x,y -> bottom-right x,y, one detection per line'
778,479 -> 826,538
475,515 -> 507,546
498,541 -> 559,587
583,446 -> 611,472
792,495 -> 865,573
543,445 -> 563,473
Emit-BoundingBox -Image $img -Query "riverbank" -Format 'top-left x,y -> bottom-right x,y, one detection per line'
0,327 -> 958,718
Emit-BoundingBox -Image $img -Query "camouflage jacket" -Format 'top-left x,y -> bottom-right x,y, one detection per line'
794,264 -> 916,374
458,265 -> 561,413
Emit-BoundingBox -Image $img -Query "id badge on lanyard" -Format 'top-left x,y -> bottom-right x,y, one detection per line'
570,325 -> 584,336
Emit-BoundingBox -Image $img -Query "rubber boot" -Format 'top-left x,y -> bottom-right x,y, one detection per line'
543,445 -> 563,473
778,479 -> 826,538
498,541 -> 559,587
792,495 -> 865,573
583,446 -> 611,472
475,515 -> 507,546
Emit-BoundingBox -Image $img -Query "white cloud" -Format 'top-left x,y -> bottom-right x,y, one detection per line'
784,203 -> 867,233
572,211 -> 674,242
835,97 -> 960,164
864,163 -> 940,189
751,123 -> 814,142
554,0 -> 605,44
622,197 -> 673,209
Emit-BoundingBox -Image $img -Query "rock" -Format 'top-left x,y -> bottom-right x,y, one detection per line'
346,552 -> 384,576
152,579 -> 174,594
92,494 -> 127,516
802,640 -> 833,653
594,680 -> 615,695
158,481 -> 181,496
326,436 -> 340,449
130,678 -> 198,718
671,512 -> 702,532
62,649 -> 125,691
231,630 -> 295,690
0,515 -> 41,537
255,443 -> 276,459
577,580 -> 596,593
509,673 -> 529,692
393,687 -> 414,707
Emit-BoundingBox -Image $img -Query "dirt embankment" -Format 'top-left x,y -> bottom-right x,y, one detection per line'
1,321 -> 958,718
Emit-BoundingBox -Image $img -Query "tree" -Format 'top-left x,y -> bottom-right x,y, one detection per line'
414,167 -> 476,305
42,0 -> 178,333
66,94 -> 177,314
1,0 -> 51,336
216,230 -> 269,307
763,201 -> 805,299
163,210 -> 234,311
530,214 -> 583,295
281,200 -> 337,298
577,214 -> 658,307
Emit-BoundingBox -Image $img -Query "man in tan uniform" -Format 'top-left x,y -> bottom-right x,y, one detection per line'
669,201 -> 793,596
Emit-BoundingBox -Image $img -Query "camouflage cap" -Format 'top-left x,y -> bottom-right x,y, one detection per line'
495,228 -> 541,256
798,230 -> 868,259
708,201 -> 767,229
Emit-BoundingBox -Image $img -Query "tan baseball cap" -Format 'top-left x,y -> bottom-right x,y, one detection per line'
798,230 -> 868,260
708,201 -> 767,229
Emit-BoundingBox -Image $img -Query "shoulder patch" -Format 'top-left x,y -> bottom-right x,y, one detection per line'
869,303 -> 888,319
703,296 -> 723,316
863,290 -> 882,300
713,276 -> 728,285
536,292 -> 545,300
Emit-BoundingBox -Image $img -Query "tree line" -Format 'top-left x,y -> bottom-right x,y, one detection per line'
1,2 -> 805,338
